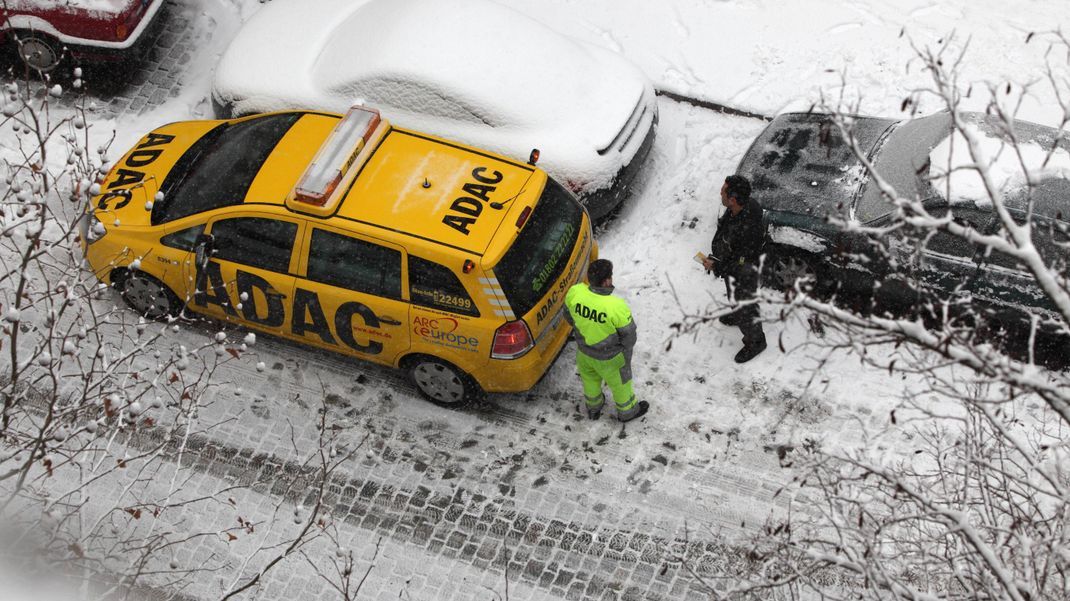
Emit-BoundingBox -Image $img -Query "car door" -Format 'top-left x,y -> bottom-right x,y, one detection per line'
194,214 -> 302,336
913,209 -> 996,306
291,225 -> 411,365
972,215 -> 1068,320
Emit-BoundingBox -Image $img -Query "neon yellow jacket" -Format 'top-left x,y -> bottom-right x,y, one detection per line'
563,283 -> 637,360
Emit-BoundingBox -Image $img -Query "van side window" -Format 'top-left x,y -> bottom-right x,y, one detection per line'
409,256 -> 479,317
160,224 -> 205,251
307,229 -> 402,299
210,217 -> 297,273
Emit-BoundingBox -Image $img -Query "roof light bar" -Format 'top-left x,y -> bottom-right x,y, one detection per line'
293,106 -> 382,207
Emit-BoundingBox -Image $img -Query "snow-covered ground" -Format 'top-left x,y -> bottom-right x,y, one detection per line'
14,0 -> 1069,531
496,0 -> 1070,124
2,0 -> 1067,598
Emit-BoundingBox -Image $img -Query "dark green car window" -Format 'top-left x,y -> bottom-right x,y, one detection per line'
160,224 -> 205,251
409,255 -> 479,317
210,217 -> 297,274
307,229 -> 402,299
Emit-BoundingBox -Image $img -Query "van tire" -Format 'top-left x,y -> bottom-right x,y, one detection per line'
404,355 -> 483,407
114,270 -> 182,321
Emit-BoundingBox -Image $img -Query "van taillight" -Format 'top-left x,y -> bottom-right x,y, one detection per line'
491,320 -> 533,359
516,206 -> 532,229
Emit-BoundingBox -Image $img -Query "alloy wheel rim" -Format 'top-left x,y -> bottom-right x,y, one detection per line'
20,38 -> 59,72
124,277 -> 171,318
772,256 -> 815,290
412,363 -> 464,404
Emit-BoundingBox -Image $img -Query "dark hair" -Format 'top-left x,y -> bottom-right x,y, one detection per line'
724,175 -> 751,204
587,259 -> 613,286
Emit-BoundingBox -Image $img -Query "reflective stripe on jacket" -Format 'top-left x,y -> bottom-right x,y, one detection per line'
563,283 -> 637,360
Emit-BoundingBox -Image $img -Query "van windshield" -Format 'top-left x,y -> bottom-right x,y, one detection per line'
494,179 -> 583,317
152,113 -> 301,225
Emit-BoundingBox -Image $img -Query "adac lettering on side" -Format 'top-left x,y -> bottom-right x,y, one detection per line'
194,263 -> 385,355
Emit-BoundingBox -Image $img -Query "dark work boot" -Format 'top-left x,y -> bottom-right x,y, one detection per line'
588,407 -> 602,420
734,340 -> 767,363
619,401 -> 649,423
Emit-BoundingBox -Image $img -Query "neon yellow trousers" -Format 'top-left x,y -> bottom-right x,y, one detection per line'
577,351 -> 638,416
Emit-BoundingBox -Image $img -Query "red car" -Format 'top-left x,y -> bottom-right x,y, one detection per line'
1,0 -> 165,72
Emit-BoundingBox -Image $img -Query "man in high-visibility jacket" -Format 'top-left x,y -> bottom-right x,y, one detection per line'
563,259 -> 649,422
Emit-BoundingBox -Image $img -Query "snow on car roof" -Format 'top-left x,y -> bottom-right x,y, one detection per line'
312,0 -> 601,126
5,0 -> 133,13
929,119 -> 1070,215
214,0 -> 646,166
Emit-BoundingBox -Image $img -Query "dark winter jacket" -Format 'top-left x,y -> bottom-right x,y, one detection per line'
710,198 -> 765,277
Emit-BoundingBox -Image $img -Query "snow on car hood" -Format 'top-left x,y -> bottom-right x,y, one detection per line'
213,0 -> 650,191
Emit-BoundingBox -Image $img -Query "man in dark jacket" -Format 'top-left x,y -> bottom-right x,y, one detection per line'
702,175 -> 767,363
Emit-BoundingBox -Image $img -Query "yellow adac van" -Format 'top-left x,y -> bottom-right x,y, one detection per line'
82,106 -> 596,405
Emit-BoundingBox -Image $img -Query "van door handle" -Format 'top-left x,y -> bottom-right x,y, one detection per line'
379,316 -> 402,326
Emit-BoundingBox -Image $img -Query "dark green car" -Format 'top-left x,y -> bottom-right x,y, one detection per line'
737,110 -> 1070,331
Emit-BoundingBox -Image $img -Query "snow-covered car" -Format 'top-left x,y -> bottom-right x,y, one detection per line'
211,0 -> 658,220
0,0 -> 166,72
737,110 -> 1070,329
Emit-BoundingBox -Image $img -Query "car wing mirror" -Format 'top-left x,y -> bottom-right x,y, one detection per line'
194,233 -> 215,271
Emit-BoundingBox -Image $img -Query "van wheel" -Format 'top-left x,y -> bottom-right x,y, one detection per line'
406,356 -> 482,407
13,33 -> 63,73
115,270 -> 182,320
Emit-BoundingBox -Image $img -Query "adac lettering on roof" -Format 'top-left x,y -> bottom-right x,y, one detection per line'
442,167 -> 506,236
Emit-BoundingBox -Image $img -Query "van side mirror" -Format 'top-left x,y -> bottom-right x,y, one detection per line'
194,233 -> 214,271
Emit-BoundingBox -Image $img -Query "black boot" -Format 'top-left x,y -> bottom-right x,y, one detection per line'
619,401 -> 649,422
734,340 -> 767,363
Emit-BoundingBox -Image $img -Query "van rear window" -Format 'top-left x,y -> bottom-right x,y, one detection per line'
494,179 -> 583,317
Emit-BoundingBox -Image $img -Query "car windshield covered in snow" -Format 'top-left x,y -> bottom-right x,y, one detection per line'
153,113 -> 301,225
740,112 -> 896,221
494,179 -> 584,317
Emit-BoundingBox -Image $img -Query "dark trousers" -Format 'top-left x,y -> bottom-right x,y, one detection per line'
723,265 -> 765,348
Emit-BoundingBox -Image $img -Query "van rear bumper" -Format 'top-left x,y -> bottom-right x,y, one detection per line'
479,316 -> 571,393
